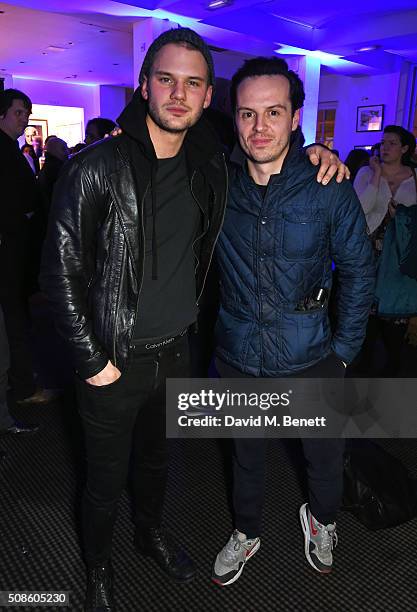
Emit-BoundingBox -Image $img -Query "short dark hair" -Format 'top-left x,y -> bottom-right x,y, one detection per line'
139,27 -> 215,87
230,57 -> 305,116
44,135 -> 58,145
86,117 -> 116,139
344,148 -> 370,182
0,88 -> 32,117
383,125 -> 416,165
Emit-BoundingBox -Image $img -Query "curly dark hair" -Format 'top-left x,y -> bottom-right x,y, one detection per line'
230,57 -> 305,116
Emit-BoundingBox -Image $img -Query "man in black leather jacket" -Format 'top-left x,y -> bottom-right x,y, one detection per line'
41,28 -> 227,611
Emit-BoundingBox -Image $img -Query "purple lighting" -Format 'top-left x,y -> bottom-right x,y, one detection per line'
207,0 -> 233,9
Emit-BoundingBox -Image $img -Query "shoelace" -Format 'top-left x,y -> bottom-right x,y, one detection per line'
318,527 -> 338,554
221,536 -> 243,565
151,530 -> 177,563
222,534 -> 256,566
91,568 -> 112,607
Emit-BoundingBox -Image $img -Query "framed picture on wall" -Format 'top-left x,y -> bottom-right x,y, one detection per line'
24,119 -> 48,147
356,105 -> 384,132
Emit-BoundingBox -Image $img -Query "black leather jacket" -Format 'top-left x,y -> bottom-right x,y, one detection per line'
40,94 -> 228,378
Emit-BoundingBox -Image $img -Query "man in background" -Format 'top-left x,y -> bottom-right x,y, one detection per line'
84,117 -> 116,145
0,89 -> 53,405
0,305 -> 38,439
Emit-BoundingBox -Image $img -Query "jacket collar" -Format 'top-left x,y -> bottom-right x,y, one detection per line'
0,127 -> 19,150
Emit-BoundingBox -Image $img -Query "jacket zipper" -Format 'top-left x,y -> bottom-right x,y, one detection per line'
257,174 -> 280,375
128,182 -> 149,349
195,153 -> 228,307
191,169 -> 206,275
112,245 -> 125,366
113,181 -> 149,364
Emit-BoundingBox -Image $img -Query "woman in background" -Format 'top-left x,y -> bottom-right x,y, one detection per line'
353,125 -> 417,376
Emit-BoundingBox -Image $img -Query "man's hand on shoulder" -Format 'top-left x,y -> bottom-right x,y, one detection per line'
86,360 -> 121,386
305,144 -> 350,185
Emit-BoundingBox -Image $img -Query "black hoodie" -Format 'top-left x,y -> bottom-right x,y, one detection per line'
118,91 -> 227,341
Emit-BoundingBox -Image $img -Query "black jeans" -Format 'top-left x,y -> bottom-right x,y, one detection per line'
0,306 -> 13,430
217,353 -> 346,537
349,315 -> 407,377
0,291 -> 36,400
76,334 -> 190,566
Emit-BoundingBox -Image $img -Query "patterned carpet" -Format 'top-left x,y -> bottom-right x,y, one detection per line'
1,392 -> 417,612
1,300 -> 417,611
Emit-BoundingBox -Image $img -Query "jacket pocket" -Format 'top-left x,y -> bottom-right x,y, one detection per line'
282,218 -> 321,261
215,305 -> 253,365
81,373 -> 123,394
280,308 -> 330,368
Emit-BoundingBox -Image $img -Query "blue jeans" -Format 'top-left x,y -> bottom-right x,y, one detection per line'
216,353 -> 346,537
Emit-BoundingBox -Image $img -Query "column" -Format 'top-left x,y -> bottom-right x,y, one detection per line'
132,18 -> 179,89
297,56 -> 321,146
99,85 -> 126,121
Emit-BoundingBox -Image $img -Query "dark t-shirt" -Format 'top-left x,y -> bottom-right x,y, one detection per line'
256,183 -> 268,199
133,148 -> 201,341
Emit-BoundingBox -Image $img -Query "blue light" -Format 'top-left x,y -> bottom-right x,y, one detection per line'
16,75 -> 96,87
106,4 -> 200,29
275,46 -> 353,69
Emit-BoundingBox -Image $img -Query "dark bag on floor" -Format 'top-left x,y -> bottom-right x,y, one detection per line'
342,441 -> 417,530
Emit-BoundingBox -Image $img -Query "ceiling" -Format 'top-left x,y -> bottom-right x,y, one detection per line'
0,0 -> 416,86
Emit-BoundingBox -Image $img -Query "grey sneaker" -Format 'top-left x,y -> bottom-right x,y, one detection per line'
299,503 -> 338,573
212,530 -> 260,586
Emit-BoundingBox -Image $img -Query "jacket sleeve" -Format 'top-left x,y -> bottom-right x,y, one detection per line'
39,157 -> 109,379
329,180 -> 376,363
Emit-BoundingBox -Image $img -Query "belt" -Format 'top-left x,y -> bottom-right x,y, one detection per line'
130,328 -> 188,353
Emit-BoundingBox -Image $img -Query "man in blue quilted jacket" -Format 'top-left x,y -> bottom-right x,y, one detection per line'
212,57 -> 375,585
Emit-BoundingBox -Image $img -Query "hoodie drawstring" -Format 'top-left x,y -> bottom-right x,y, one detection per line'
151,163 -> 158,280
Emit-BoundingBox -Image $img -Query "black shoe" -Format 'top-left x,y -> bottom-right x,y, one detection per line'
84,561 -> 114,612
16,388 -> 60,405
135,527 -> 196,583
0,421 -> 39,437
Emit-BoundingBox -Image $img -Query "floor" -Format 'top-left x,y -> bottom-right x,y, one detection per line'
1,301 -> 417,611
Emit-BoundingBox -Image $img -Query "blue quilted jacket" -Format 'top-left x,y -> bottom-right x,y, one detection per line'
215,140 -> 376,376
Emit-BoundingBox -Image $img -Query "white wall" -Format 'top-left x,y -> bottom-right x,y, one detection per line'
31,104 -> 85,147
13,77 -> 100,125
99,85 -> 126,123
319,72 -> 401,160
2,73 -> 13,89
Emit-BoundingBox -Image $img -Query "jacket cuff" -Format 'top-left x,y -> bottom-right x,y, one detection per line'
331,351 -> 348,367
75,353 -> 109,380
330,341 -> 352,365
